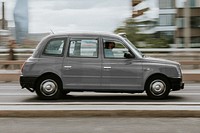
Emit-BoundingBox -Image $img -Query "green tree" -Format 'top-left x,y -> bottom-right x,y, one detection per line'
114,18 -> 170,48
114,18 -> 141,47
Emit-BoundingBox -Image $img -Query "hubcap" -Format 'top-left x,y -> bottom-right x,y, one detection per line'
150,80 -> 166,96
40,79 -> 58,96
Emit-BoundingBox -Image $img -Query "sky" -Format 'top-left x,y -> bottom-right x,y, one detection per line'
0,0 -> 132,33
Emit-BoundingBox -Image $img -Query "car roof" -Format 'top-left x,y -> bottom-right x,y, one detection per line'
46,32 -> 124,39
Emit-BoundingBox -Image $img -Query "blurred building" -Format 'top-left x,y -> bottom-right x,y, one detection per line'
133,0 -> 157,35
0,29 -> 10,48
133,0 -> 176,44
0,19 -> 8,30
157,0 -> 176,44
132,0 -> 149,17
176,0 -> 200,47
132,0 -> 200,47
0,2 -> 9,48
7,26 -> 49,48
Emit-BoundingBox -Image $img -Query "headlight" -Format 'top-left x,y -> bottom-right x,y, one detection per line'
176,65 -> 182,78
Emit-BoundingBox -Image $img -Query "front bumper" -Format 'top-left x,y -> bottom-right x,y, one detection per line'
20,75 -> 37,92
170,78 -> 184,91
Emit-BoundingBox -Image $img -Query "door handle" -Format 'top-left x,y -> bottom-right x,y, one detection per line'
144,68 -> 150,71
104,66 -> 111,69
64,66 -> 72,70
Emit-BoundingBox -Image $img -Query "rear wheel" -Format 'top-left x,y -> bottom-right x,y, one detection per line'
36,76 -> 62,100
145,76 -> 170,99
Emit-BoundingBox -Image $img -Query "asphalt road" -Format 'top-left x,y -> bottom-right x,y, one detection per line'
0,117 -> 200,133
0,82 -> 199,103
0,83 -> 200,118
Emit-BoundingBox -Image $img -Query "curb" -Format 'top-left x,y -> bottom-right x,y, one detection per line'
0,110 -> 200,117
1,103 -> 200,117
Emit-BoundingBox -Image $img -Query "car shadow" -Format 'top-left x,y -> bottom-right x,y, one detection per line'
23,93 -> 184,103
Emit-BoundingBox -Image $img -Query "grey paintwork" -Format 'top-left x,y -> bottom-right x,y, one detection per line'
21,32 -> 182,93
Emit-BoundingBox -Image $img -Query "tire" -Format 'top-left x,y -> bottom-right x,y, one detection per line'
145,76 -> 170,99
60,90 -> 70,99
36,76 -> 62,100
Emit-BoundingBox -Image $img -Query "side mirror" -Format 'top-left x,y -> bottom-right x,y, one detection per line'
124,52 -> 134,59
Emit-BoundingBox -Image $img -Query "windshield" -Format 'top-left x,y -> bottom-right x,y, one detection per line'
124,38 -> 145,58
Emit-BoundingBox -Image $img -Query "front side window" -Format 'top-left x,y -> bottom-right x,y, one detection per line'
43,38 -> 65,56
69,39 -> 98,58
103,39 -> 129,59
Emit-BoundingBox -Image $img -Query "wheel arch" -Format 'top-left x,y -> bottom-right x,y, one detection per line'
144,73 -> 171,91
34,72 -> 63,90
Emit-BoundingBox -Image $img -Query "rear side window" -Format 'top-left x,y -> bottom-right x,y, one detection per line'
43,38 -> 65,56
69,39 -> 98,58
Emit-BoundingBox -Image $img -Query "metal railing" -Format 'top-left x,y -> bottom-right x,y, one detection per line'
0,48 -> 200,58
0,48 -> 200,82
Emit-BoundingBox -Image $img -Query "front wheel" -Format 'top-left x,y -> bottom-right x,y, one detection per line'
36,76 -> 62,100
145,76 -> 170,99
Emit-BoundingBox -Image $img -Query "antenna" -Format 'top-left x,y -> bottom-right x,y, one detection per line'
50,29 -> 54,34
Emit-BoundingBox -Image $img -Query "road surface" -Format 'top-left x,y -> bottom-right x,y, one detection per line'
0,83 -> 200,117
1,117 -> 200,133
0,83 -> 199,103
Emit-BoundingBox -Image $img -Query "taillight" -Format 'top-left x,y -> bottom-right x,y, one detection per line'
21,62 -> 26,72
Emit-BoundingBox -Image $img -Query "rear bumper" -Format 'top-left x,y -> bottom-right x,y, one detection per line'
169,78 -> 184,91
20,75 -> 37,92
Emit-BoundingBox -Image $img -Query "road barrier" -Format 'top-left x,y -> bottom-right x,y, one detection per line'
0,70 -> 20,82
0,68 -> 199,82
1,48 -> 200,60
0,48 -> 200,82
0,60 -> 24,69
0,60 -> 200,70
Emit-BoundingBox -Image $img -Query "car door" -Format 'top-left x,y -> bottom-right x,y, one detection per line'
62,37 -> 101,90
101,38 -> 143,91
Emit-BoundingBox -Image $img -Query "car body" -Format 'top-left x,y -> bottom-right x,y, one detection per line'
20,32 -> 184,100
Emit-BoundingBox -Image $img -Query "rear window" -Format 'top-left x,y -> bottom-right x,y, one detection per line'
43,38 -> 65,56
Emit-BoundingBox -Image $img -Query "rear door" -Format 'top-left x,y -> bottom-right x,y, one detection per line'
62,36 -> 101,90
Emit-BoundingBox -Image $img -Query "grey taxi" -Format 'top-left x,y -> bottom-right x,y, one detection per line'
20,32 -> 184,100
